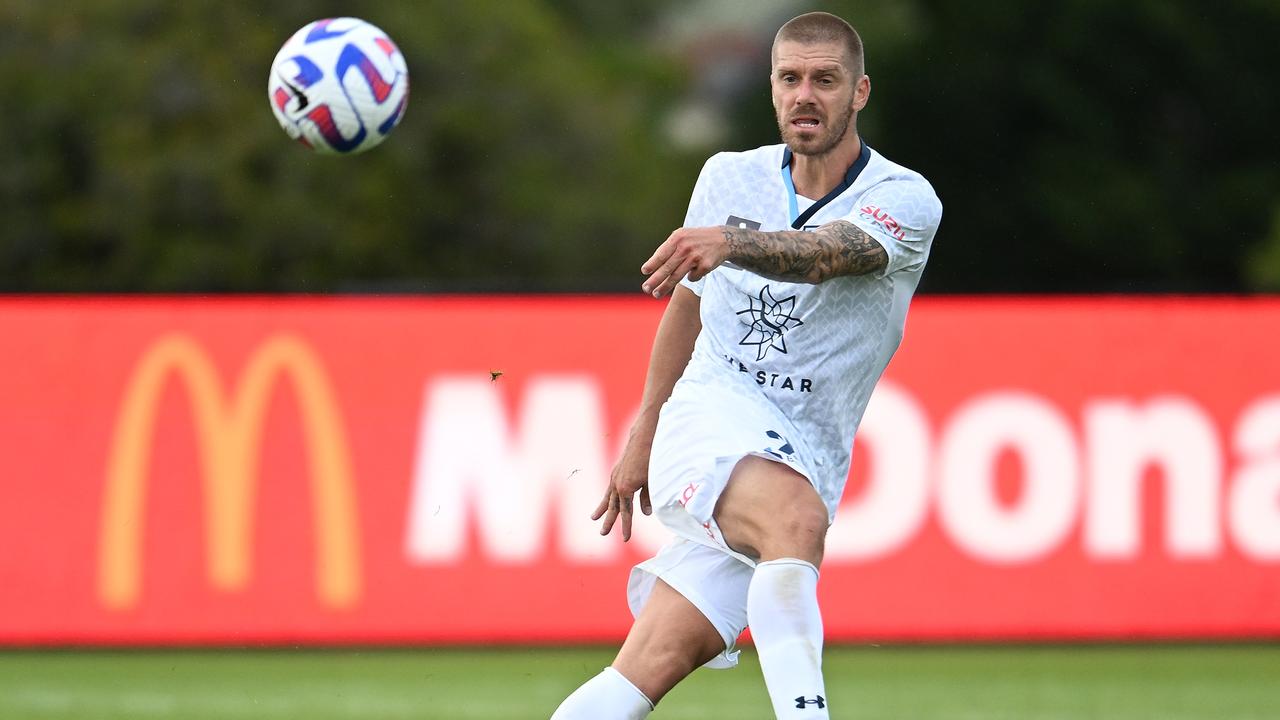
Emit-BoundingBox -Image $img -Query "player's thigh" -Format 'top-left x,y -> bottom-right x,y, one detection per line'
613,579 -> 725,704
713,454 -> 828,564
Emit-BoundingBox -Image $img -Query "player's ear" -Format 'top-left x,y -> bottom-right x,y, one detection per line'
853,74 -> 870,111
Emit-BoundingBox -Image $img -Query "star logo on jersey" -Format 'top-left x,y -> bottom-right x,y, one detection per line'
736,285 -> 805,361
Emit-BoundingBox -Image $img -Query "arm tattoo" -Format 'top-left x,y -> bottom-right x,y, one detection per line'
723,220 -> 888,283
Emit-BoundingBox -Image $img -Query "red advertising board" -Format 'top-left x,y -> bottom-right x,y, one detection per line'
1,296 -> 1278,645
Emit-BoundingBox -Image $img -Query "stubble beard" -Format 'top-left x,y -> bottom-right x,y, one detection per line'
778,103 -> 856,159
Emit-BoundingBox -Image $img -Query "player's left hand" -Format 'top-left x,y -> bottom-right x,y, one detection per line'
592,484 -> 652,543
592,438 -> 654,541
641,226 -> 731,298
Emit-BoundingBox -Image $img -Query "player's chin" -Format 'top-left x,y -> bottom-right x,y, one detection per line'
783,136 -> 826,156
782,128 -> 826,151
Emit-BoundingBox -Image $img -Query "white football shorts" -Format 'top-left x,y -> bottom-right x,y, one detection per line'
628,538 -> 752,668
627,383 -> 816,668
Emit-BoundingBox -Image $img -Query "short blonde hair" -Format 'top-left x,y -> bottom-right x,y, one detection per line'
773,12 -> 865,77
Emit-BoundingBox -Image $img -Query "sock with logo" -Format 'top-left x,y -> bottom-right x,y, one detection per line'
549,666 -> 654,720
748,558 -> 829,718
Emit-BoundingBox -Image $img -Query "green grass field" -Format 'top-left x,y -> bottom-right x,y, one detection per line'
1,645 -> 1277,719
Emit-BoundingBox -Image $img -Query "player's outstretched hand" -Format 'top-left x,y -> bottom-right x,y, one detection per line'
641,226 -> 731,298
592,440 -> 653,542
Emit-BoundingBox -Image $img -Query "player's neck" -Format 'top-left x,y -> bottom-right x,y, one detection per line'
789,134 -> 862,199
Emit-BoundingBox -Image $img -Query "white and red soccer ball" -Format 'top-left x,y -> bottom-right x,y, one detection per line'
268,18 -> 409,154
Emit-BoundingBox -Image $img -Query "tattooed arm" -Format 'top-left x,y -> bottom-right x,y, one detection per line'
723,220 -> 887,284
641,220 -> 887,298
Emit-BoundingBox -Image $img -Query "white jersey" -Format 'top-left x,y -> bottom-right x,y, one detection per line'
672,142 -> 942,518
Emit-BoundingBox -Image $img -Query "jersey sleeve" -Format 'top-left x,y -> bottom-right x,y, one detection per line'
846,178 -> 943,278
678,155 -> 725,296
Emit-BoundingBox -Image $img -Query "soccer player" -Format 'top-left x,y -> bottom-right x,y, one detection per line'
551,11 -> 942,719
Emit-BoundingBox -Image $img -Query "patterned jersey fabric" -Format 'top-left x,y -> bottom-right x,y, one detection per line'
673,142 -> 943,517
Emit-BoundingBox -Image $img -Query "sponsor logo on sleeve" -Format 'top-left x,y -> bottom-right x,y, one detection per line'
859,204 -> 906,242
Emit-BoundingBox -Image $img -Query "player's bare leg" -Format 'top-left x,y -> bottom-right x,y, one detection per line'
716,455 -> 831,718
614,578 -> 726,701
550,579 -> 724,719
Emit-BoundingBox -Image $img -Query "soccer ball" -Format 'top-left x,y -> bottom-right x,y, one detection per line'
268,18 -> 409,154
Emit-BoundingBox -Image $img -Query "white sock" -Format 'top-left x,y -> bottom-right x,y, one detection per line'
748,559 -> 829,718
550,666 -> 654,720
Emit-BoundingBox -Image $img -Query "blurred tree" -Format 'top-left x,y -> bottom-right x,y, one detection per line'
1,0 -> 1277,293
0,0 -> 699,292
811,0 -> 1280,292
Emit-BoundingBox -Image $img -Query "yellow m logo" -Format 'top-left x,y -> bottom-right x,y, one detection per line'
99,333 -> 361,610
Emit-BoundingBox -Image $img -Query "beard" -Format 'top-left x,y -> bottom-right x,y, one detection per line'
777,102 -> 856,158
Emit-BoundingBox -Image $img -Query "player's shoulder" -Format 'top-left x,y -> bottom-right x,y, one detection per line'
855,146 -> 947,221
861,148 -> 942,211
700,144 -> 787,179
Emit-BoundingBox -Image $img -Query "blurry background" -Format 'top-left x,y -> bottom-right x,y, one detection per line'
3,2 -> 1280,719
3,0 -> 1278,294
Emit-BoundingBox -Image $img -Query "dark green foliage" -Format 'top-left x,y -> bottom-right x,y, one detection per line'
0,1 -> 697,292
811,0 -> 1280,292
2,1 -> 1278,292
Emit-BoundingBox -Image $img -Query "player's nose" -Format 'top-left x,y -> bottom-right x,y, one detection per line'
793,78 -> 817,104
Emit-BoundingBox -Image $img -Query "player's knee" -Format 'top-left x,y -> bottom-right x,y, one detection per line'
717,457 -> 828,560
757,501 -> 828,564
630,638 -> 710,696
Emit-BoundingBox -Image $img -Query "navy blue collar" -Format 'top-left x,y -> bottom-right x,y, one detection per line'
780,140 -> 872,230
